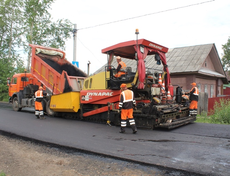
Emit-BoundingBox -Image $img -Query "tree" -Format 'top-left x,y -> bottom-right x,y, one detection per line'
0,0 -> 72,101
221,37 -> 230,71
0,0 -> 25,101
23,0 -> 72,70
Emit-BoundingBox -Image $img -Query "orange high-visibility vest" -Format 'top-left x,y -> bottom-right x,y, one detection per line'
190,87 -> 199,96
122,89 -> 133,102
190,87 -> 199,102
35,90 -> 43,99
119,89 -> 136,109
115,61 -> 127,77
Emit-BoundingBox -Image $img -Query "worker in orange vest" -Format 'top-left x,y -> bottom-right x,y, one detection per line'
189,82 -> 199,116
34,86 -> 46,119
182,90 -> 190,107
114,56 -> 127,78
119,83 -> 137,134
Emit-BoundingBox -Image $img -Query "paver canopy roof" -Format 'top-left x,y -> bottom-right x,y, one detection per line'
102,39 -> 168,59
102,39 -> 170,89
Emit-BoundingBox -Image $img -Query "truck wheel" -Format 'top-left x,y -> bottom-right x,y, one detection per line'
46,100 -> 55,116
12,97 -> 22,111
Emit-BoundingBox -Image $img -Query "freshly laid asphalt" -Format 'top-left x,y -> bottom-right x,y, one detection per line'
0,104 -> 230,176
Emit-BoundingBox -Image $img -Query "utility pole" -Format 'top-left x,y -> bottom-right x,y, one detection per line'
60,23 -> 79,67
73,24 -> 77,62
135,28 -> 139,60
87,61 -> 91,76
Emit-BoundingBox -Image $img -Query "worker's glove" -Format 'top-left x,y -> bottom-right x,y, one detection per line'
34,98 -> 36,101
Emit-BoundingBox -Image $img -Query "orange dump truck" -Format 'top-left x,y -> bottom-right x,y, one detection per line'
7,44 -> 87,114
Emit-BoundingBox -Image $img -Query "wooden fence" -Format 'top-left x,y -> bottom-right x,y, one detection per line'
198,92 -> 208,115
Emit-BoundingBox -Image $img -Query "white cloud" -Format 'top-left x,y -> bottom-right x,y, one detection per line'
50,0 -> 230,73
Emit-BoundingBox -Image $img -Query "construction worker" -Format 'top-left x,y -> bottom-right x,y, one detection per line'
114,56 -> 127,78
182,90 -> 190,107
119,83 -> 137,134
34,86 -> 46,119
189,82 -> 199,116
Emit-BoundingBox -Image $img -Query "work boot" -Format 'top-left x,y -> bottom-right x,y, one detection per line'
39,116 -> 46,120
189,110 -> 192,116
36,115 -> 39,119
131,125 -> 137,134
119,127 -> 125,133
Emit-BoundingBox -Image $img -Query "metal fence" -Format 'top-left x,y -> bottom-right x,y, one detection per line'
197,93 -> 230,115
207,95 -> 230,115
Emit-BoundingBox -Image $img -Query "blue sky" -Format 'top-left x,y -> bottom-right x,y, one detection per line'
51,0 -> 230,74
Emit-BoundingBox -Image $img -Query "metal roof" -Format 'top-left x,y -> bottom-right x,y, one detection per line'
166,44 -> 213,73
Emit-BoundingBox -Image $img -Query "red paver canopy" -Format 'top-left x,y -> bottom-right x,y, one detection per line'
102,39 -> 170,89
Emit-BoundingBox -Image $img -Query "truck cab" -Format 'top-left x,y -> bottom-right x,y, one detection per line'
7,72 -> 42,111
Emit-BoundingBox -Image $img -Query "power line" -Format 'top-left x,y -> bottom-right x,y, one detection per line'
77,37 -> 103,65
78,0 -> 214,30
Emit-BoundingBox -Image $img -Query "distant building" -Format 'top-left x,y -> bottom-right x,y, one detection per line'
95,43 -> 228,98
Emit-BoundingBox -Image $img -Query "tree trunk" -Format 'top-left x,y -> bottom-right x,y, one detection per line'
27,22 -> 34,70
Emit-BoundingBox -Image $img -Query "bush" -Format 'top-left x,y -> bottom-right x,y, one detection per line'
210,99 -> 230,124
0,92 -> 9,102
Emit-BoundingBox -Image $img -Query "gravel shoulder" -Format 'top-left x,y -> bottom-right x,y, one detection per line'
0,133 -> 166,176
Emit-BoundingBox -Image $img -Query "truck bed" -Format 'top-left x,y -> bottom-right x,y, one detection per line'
30,44 -> 87,95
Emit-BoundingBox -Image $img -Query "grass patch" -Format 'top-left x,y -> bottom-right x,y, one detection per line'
196,99 -> 230,125
0,172 -> 6,176
209,99 -> 230,124
196,111 -> 212,123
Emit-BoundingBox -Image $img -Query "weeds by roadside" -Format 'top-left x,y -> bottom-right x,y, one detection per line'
196,111 -> 212,123
0,172 -> 6,176
196,99 -> 230,125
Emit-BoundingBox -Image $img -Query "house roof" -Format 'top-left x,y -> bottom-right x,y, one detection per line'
166,44 -> 213,73
94,43 -> 227,82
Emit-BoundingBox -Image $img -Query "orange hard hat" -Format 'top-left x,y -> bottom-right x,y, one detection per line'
39,86 -> 43,90
120,83 -> 127,88
191,82 -> 196,86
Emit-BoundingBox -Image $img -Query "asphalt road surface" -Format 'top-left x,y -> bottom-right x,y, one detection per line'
0,102 -> 230,176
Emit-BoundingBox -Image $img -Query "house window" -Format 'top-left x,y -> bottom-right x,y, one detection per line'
204,85 -> 208,93
210,85 -> 214,98
197,84 -> 201,92
205,61 -> 207,67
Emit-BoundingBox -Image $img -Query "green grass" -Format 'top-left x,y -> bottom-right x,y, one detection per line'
196,116 -> 212,124
0,172 -> 6,176
196,111 -> 213,123
196,99 -> 230,125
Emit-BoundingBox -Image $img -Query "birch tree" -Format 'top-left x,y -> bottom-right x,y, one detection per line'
0,0 -> 25,101
23,0 -> 72,70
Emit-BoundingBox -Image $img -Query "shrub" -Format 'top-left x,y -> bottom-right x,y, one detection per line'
210,99 -> 230,124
